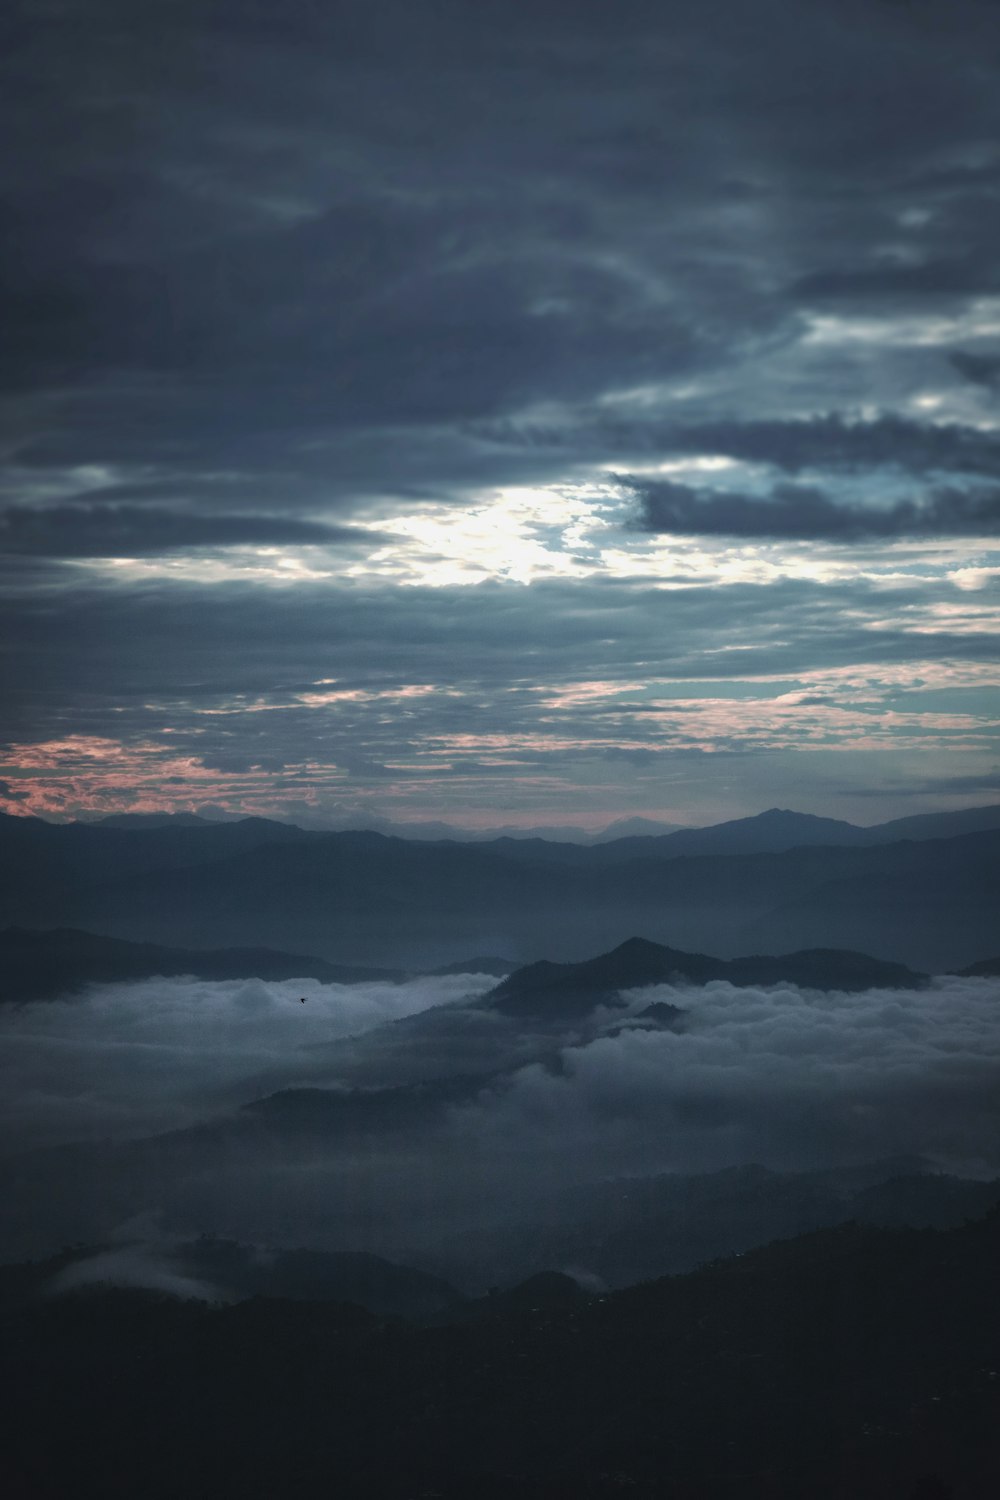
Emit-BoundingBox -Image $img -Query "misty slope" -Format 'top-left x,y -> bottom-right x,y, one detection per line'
3,1210 -> 999,1498
745,828 -> 1000,965
421,1160 -> 1000,1291
0,927 -> 401,1002
592,805 -> 867,859
2,811 -> 998,969
26,1241 -> 465,1321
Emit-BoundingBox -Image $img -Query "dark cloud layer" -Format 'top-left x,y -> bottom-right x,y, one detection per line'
627,417 -> 1000,477
1,0 -> 999,823
3,0 -> 999,501
0,505 -> 370,557
628,477 -> 1000,540
2,572 -> 996,751
950,351 -> 1000,390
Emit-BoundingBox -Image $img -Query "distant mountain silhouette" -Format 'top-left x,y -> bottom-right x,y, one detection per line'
51,801 -> 1000,847
589,815 -> 685,841
745,829 -> 1000,965
487,935 -> 925,1015
619,806 -> 866,857
0,926 -> 400,1003
870,803 -> 1000,842
176,1240 -> 464,1320
487,936 -> 719,1014
427,955 -> 518,978
572,801 -> 1000,863
91,812 -> 220,829
958,955 -> 1000,977
3,807 -> 998,970
630,998 -> 689,1027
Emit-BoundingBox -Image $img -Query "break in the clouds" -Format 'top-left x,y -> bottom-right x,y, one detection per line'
2,0 -> 999,826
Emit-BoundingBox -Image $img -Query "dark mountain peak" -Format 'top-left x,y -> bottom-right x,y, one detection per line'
607,935 -> 672,960
726,948 -> 925,991
487,937 -> 720,1015
634,999 -> 688,1026
754,808 -> 837,829
957,954 -> 1000,978
714,806 -> 859,835
499,1270 -> 585,1305
0,926 -> 402,1003
603,805 -> 867,862
488,937 -> 926,1016
94,812 -> 214,829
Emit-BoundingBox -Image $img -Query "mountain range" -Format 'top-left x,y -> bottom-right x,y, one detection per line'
0,927 -> 935,1005
0,926 -> 402,1003
81,802 -> 1000,848
487,935 -> 925,1016
2,803 -> 998,970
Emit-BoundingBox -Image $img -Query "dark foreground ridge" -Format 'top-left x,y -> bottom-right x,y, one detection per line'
487,935 -> 926,1014
3,1209 -> 998,1498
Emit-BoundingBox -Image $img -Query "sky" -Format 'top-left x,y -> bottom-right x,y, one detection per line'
2,0 -> 999,830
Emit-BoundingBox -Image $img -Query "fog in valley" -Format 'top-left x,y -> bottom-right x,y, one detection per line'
4,960 -> 998,1298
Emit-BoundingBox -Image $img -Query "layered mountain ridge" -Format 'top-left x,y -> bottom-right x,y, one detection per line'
1,804 -> 998,971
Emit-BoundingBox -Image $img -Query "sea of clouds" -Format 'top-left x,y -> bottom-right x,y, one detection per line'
2,970 -> 998,1268
463,977 -> 1000,1180
0,971 -> 499,1149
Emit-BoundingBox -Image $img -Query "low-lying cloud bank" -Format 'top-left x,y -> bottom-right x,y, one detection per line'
464,977 -> 1000,1178
0,971 -> 497,1148
1,971 -> 998,1266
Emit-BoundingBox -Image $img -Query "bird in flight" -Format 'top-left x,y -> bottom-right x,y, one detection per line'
299,996 -> 307,1004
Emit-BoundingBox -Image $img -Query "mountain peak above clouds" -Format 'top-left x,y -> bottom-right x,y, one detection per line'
486,936 -> 715,1016
487,936 -> 926,1016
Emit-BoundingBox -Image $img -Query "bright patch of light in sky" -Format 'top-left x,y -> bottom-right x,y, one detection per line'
356,485 -> 614,586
